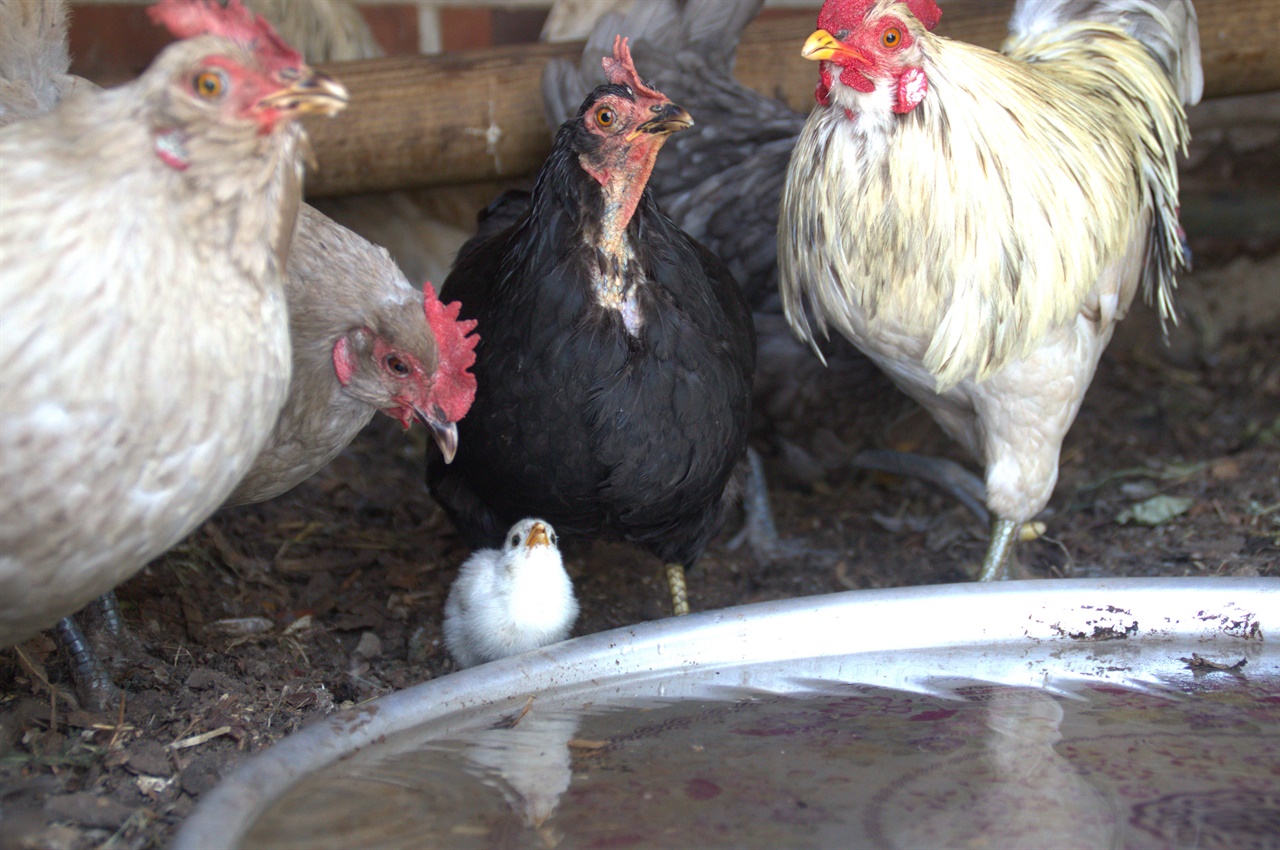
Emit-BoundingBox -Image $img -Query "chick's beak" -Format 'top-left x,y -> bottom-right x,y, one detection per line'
524,523 -> 551,549
628,102 -> 694,140
413,405 -> 458,464
259,68 -> 349,117
802,29 -> 864,63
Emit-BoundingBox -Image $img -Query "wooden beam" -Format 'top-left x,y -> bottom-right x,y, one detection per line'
304,0 -> 1279,197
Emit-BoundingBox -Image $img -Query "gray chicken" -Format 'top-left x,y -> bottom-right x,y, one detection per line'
0,0 -> 345,659
228,203 -> 478,505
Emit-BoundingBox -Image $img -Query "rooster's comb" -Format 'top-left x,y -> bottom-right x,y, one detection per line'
422,283 -> 479,424
148,0 -> 303,68
818,0 -> 942,32
601,36 -> 664,101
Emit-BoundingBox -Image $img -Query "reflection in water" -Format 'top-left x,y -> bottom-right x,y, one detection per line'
879,689 -> 1121,849
461,709 -> 580,829
242,676 -> 1280,850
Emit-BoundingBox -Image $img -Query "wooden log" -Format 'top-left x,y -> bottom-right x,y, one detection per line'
304,0 -> 1279,197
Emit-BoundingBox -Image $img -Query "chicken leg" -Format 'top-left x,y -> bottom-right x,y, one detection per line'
55,609 -> 121,713
665,564 -> 690,617
978,519 -> 1022,582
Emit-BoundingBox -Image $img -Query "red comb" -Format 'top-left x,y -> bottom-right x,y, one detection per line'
148,0 -> 303,67
818,0 -> 942,32
601,36 -> 664,100
422,283 -> 479,423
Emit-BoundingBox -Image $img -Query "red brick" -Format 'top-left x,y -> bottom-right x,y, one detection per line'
439,7 -> 492,53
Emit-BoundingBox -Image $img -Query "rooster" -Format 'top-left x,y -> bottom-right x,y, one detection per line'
0,0 -> 346,656
779,0 -> 1202,579
427,37 -> 755,617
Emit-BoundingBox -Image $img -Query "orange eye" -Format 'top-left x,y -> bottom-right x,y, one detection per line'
881,27 -> 902,48
596,107 -> 615,128
193,70 -> 225,99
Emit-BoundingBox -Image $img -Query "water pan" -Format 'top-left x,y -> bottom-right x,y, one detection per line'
174,577 -> 1278,849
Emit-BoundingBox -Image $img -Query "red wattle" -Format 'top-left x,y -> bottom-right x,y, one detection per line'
840,66 -> 875,94
816,66 -> 833,106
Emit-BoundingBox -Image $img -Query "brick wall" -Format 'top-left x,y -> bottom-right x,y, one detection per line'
68,1 -> 820,85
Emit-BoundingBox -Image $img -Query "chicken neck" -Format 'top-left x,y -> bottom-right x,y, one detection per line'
579,138 -> 663,335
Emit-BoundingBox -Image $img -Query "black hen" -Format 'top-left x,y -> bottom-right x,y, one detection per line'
427,37 -> 755,616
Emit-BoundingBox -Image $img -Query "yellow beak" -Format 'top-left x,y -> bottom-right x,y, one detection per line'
525,522 -> 551,549
258,69 -> 349,117
802,29 -> 865,63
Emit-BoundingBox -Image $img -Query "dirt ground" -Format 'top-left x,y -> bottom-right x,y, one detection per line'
2,114 -> 1278,850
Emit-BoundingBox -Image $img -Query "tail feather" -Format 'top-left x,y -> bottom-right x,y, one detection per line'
0,0 -> 75,126
1007,0 -> 1203,104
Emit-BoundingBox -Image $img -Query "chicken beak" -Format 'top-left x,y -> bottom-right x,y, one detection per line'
524,523 -> 551,549
259,69 -> 349,118
413,406 -> 459,464
802,29 -> 864,64
627,102 -> 694,140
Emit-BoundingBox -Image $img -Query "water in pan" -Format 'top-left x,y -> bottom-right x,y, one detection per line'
242,671 -> 1280,849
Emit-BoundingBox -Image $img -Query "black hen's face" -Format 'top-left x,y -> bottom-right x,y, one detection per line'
570,83 -> 693,188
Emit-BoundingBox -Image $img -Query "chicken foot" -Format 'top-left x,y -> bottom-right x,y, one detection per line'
853,450 -> 1037,581
55,608 -> 122,714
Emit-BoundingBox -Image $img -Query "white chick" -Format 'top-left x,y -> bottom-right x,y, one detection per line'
443,518 -> 578,668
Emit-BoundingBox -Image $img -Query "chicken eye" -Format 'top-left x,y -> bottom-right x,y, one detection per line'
510,534 -> 521,547
881,28 -> 902,48
596,107 -> 615,128
384,355 -> 411,376
193,70 -> 225,99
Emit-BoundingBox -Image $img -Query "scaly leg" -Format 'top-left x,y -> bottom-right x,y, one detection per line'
665,563 -> 689,616
93,591 -> 125,636
730,447 -> 814,564
55,613 -> 122,713
978,518 -> 1021,582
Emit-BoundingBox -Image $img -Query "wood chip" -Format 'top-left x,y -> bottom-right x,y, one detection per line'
168,726 -> 232,750
567,739 -> 609,750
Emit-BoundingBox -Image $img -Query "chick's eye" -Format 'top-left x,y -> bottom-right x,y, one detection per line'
881,27 -> 902,48
193,70 -> 225,99
511,534 -> 521,547
596,107 -> 615,128
549,533 -> 557,545
384,355 -> 410,376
